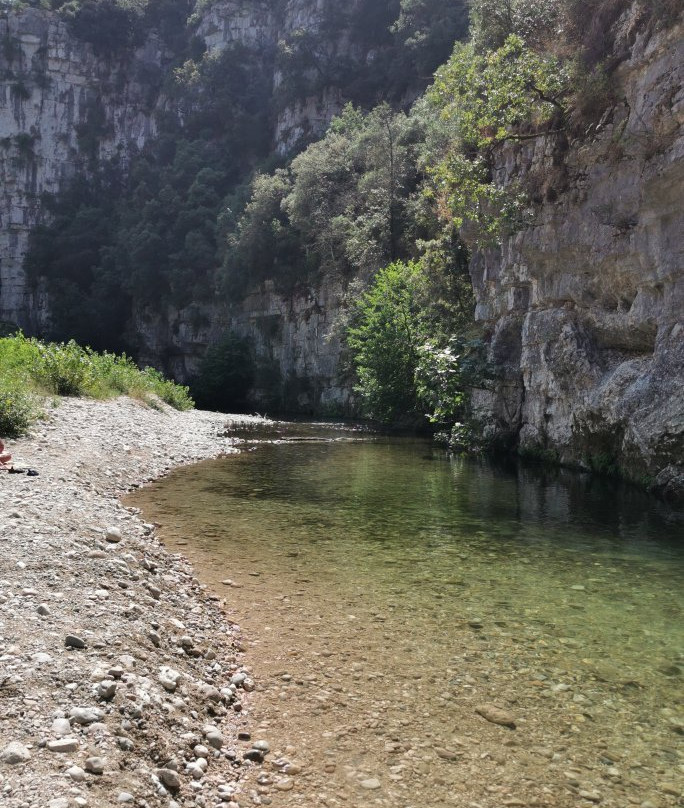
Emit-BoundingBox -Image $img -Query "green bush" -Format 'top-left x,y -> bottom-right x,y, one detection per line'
31,339 -> 95,396
0,382 -> 36,438
0,334 -> 194,436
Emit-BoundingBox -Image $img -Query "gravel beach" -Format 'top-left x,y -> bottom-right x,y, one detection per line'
0,396 -> 265,808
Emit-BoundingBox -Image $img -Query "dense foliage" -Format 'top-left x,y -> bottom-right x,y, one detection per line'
0,334 -> 193,437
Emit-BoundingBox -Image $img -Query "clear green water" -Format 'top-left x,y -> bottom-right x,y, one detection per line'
129,423 -> 684,808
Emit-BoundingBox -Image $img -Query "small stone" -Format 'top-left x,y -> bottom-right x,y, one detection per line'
475,704 -> 517,729
157,768 -> 181,791
96,680 -> 117,701
85,756 -> 105,774
579,790 -> 601,802
65,635 -> 87,649
661,784 -> 681,797
47,738 -> 79,753
117,736 -> 135,751
51,718 -> 71,737
159,666 -> 182,692
66,766 -> 86,782
435,747 -> 460,761
360,778 -> 382,790
205,729 -> 224,750
48,799 -> 69,808
275,777 -> 294,791
194,744 -> 210,758
37,603 -> 50,616
70,707 -> 105,725
118,793 -> 135,803
1,742 -> 31,764
252,740 -> 270,753
106,526 -> 123,543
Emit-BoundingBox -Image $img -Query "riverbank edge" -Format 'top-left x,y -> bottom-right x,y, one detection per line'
0,395 -> 268,808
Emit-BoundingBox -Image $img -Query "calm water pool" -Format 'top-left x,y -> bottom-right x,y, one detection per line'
127,423 -> 684,808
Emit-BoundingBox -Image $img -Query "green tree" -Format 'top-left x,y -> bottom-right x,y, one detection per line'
427,34 -> 569,242
347,261 -> 423,423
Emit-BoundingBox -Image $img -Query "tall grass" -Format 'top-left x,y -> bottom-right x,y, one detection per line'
0,334 -> 193,437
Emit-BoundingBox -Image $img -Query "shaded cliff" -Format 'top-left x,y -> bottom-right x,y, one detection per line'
470,15 -> 683,494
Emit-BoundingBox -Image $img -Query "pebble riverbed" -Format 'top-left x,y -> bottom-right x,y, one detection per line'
0,396 -> 269,808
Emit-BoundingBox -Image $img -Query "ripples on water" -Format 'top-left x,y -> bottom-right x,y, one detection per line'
128,422 -> 684,808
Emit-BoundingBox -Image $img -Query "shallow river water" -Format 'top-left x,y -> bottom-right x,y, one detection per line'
127,422 -> 684,808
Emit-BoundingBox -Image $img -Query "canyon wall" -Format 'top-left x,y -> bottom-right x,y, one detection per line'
0,2 -> 681,488
470,15 -> 683,492
0,5 -> 163,329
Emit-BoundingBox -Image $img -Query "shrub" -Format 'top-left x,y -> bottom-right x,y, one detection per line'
32,340 -> 95,396
0,382 -> 36,438
140,367 -> 194,411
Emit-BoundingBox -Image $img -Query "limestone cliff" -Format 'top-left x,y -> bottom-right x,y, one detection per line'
0,5 -> 163,329
470,16 -> 683,494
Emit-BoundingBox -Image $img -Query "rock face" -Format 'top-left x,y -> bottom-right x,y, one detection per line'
134,276 -> 353,413
0,6 -> 163,329
470,16 -> 683,489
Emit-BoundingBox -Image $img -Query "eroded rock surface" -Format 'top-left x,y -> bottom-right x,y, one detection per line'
471,16 -> 683,493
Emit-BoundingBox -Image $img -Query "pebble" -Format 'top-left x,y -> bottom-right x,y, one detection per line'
96,680 -> 117,700
252,740 -> 270,752
84,756 -> 105,774
274,777 -> 294,791
475,704 -> 517,729
47,738 -> 79,753
205,729 -> 224,750
106,526 -> 123,543
66,766 -> 86,782
118,793 -> 135,803
360,778 -> 381,790
157,768 -> 181,791
1,742 -> 31,764
51,718 -> 71,737
70,706 -> 105,725
64,635 -> 87,649
159,666 -> 182,692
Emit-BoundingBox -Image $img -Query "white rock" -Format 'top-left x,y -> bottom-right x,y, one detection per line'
70,706 -> 105,725
106,527 -> 123,543
159,666 -> 182,692
1,742 -> 31,764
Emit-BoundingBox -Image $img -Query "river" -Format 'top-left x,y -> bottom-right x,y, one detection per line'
126,421 -> 684,808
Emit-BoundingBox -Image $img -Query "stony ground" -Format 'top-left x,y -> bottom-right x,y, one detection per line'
0,396 -> 269,808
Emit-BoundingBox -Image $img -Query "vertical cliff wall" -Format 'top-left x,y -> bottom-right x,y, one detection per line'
0,6 -> 163,329
470,15 -> 683,492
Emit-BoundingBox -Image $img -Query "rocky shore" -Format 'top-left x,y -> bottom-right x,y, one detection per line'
0,396 -> 266,808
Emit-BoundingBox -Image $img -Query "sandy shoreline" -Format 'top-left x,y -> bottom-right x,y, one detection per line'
0,396 -> 266,808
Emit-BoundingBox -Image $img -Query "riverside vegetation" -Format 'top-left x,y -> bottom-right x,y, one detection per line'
0,334 -> 193,437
